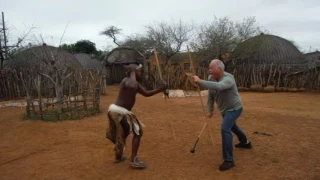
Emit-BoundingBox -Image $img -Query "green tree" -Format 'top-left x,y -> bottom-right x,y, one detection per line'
59,43 -> 75,53
59,40 -> 97,54
74,40 -> 97,54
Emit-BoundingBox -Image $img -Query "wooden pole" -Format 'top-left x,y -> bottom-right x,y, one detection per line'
2,12 -> 8,59
187,45 -> 215,147
38,74 -> 43,120
0,35 -> 4,70
154,47 -> 176,141
154,48 -> 163,80
84,73 -> 88,116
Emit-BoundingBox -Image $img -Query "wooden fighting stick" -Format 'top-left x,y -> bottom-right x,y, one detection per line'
154,48 -> 176,141
187,45 -> 215,153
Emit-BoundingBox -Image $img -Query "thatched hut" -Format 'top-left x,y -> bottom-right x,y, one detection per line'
73,53 -> 103,71
102,46 -> 148,85
2,45 -> 83,99
229,33 -> 308,91
73,53 -> 106,94
4,45 -> 83,71
1,45 -> 103,119
304,50 -> 320,68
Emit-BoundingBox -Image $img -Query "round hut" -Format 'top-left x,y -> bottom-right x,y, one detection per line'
2,45 -> 103,120
229,33 -> 308,91
4,45 -> 82,71
3,45 -> 83,98
102,46 -> 148,85
73,53 -> 103,71
73,53 -> 106,94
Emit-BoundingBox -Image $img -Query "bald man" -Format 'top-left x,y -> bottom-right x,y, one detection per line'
193,59 -> 252,171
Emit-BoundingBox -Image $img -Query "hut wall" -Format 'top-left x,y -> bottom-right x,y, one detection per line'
105,64 -> 127,85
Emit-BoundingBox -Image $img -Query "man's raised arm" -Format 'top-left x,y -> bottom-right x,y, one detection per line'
197,76 -> 234,91
137,80 -> 167,97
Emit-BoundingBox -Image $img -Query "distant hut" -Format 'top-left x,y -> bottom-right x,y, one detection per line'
73,53 -> 106,94
285,63 -> 320,90
4,45 -> 82,71
1,45 -> 103,119
304,50 -> 320,68
229,33 -> 308,91
2,45 -> 83,98
73,53 -> 103,71
102,46 -> 148,85
285,50 -> 320,91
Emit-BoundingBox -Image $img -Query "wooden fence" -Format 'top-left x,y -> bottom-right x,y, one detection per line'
104,62 -> 320,92
286,65 -> 320,90
0,69 -> 26,100
0,69 -> 106,100
104,62 -> 209,91
146,63 -> 209,91
232,63 -> 320,92
0,68 -> 104,120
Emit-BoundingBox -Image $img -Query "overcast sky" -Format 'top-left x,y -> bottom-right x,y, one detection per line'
1,0 -> 319,53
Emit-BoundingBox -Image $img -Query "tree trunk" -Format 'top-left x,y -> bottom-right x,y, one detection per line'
55,83 -> 64,114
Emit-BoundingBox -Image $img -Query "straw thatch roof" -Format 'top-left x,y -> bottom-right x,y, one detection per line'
231,34 -> 307,71
4,45 -> 83,71
73,53 -> 103,71
103,46 -> 145,66
304,50 -> 320,68
169,52 -> 188,63
103,46 -> 149,79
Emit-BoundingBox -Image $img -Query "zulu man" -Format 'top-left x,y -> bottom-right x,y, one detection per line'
106,63 -> 167,169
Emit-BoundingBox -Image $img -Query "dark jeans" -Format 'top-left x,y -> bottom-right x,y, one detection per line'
221,107 -> 248,162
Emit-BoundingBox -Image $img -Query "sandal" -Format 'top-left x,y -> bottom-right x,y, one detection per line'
130,156 -> 146,169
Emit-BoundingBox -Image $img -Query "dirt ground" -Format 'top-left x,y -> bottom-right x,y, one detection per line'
0,85 -> 320,180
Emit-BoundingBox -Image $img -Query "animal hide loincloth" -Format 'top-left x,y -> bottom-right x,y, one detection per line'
107,104 -> 145,136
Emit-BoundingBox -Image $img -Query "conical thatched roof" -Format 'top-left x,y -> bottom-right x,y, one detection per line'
4,45 -> 83,71
231,34 -> 307,69
73,53 -> 103,71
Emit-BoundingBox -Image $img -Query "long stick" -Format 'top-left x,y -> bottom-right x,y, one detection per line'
187,45 -> 214,153
154,49 -> 163,80
154,48 -> 176,141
